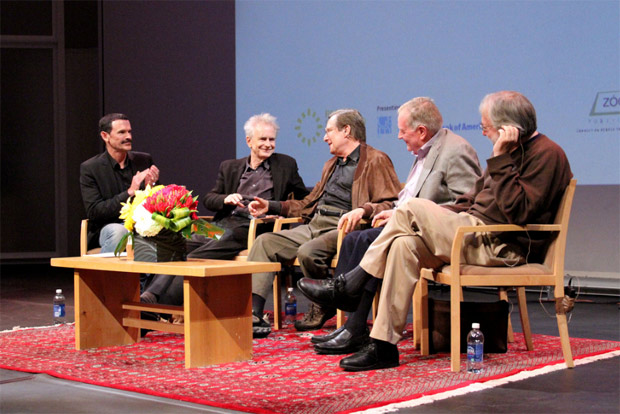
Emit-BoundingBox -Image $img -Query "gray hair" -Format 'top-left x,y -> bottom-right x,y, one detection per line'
398,97 -> 443,136
479,91 -> 537,137
244,113 -> 279,138
328,109 -> 366,143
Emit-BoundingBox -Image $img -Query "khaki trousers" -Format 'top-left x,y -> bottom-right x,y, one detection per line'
360,198 -> 524,344
249,214 -> 340,300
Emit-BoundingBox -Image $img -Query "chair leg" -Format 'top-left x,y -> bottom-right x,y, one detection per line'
556,312 -> 575,368
499,288 -> 515,343
419,277 -> 430,355
336,309 -> 346,328
412,284 -> 421,349
273,272 -> 282,330
372,287 -> 380,322
516,287 -> 533,351
450,285 -> 461,372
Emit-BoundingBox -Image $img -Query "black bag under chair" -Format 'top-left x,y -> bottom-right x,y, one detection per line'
427,298 -> 509,354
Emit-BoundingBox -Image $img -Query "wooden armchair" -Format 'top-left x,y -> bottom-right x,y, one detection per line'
79,219 -> 102,256
416,179 -> 577,372
270,217 -> 349,330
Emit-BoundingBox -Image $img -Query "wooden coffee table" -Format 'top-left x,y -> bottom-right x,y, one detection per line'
50,256 -> 280,368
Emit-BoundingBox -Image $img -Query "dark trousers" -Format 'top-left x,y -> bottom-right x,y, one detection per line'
335,226 -> 384,276
144,216 -> 266,305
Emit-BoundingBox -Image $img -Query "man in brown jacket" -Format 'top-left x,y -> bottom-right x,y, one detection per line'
247,109 -> 401,337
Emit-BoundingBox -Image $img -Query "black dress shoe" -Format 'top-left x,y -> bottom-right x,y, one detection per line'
297,275 -> 361,312
314,327 -> 370,355
339,341 -> 399,372
294,303 -> 336,331
311,326 -> 346,344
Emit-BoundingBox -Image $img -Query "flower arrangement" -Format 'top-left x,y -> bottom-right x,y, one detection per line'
114,184 -> 222,256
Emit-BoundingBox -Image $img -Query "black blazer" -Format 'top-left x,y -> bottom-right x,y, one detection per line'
80,151 -> 154,248
203,153 -> 308,221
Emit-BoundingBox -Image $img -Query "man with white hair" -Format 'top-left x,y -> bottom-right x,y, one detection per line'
141,113 -> 309,306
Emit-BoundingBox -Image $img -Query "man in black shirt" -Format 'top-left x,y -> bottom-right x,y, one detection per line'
80,113 -> 159,253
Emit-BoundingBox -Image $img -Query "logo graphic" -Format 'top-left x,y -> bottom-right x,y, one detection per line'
377,116 -> 392,135
295,109 -> 323,147
590,91 -> 620,116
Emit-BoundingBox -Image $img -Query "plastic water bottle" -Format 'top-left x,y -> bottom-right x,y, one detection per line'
284,287 -> 297,325
53,289 -> 66,325
467,322 -> 484,373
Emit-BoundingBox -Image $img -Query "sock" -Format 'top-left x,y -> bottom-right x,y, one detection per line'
252,293 -> 266,316
343,278 -> 381,334
341,266 -> 373,296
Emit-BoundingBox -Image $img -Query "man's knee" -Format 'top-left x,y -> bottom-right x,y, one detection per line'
247,232 -> 280,261
99,223 -> 128,252
296,242 -> 317,263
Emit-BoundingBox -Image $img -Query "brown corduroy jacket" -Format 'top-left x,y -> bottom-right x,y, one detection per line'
279,144 -> 401,222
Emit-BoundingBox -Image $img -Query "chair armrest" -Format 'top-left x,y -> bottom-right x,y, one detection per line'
454,224 -> 561,234
449,223 -> 562,274
247,217 -> 280,250
273,217 -> 304,232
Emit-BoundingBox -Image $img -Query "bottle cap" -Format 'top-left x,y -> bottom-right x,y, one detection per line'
56,289 -> 62,294
472,323 -> 480,329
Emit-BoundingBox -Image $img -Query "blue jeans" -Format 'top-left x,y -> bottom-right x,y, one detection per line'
99,223 -> 128,253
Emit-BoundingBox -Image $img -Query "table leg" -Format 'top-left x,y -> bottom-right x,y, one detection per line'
183,273 -> 252,368
74,269 -> 140,349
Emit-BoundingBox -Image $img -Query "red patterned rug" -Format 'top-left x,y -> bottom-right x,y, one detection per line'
1,320 -> 618,414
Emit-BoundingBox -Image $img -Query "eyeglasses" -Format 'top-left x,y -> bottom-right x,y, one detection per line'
479,123 -> 493,132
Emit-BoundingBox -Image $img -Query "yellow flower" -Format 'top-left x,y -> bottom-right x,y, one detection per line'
119,184 -> 164,232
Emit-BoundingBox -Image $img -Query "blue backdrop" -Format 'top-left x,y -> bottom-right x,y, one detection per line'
236,0 -> 620,185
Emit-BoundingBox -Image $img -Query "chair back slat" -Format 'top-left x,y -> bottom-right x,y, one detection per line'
542,179 -> 577,273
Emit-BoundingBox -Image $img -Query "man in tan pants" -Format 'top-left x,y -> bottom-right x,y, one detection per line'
298,91 -> 573,371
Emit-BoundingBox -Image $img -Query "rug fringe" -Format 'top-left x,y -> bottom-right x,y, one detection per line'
352,350 -> 620,413
1,323 -> 74,334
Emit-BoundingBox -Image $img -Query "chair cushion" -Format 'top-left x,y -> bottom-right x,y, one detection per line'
441,263 -> 551,275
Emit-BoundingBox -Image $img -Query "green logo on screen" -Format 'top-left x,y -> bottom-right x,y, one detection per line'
295,109 -> 323,147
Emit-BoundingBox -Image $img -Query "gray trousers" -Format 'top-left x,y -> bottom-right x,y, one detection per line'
361,198 -> 525,345
249,213 -> 340,300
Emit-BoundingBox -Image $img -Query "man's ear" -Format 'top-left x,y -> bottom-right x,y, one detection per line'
246,136 -> 252,147
100,131 -> 109,144
419,125 -> 430,142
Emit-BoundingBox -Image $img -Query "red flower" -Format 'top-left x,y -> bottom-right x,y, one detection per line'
144,184 -> 197,218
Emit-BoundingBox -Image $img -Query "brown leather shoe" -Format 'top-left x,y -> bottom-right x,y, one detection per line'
294,302 -> 336,331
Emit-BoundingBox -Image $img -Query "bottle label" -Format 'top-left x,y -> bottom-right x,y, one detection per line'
54,304 -> 65,318
467,343 -> 483,362
285,303 -> 297,316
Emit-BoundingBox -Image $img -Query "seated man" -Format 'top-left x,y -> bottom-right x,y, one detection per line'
80,113 -> 159,253
300,97 -> 482,355
140,113 -> 309,306
247,109 -> 402,337
299,91 -> 573,371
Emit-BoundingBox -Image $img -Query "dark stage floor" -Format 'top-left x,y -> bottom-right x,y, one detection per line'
1,263 -> 618,413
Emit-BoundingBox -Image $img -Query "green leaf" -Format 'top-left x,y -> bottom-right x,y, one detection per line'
114,232 -> 131,256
